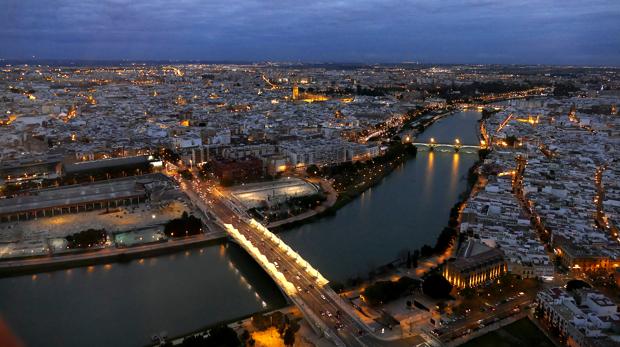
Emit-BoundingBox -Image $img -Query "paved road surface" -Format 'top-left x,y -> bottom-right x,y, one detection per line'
181,178 -> 434,347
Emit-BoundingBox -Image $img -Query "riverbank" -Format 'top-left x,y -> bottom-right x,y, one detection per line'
0,143 -> 416,276
330,153 -> 486,292
0,108 -> 488,347
0,107 -> 454,274
273,109 -> 457,233
272,143 -> 419,233
0,230 -> 226,277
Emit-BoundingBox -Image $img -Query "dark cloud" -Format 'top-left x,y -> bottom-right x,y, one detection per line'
0,0 -> 618,64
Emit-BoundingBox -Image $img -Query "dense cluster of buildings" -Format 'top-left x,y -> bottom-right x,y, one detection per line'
2,60 -> 620,347
0,64 -> 414,186
461,166 -> 554,279
2,63 -> 620,277
0,63 -> 578,189
454,92 -> 620,292
537,287 -> 620,347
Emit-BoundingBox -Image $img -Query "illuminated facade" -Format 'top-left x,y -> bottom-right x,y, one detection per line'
553,236 -> 620,272
443,240 -> 507,288
292,84 -> 299,100
291,83 -> 329,103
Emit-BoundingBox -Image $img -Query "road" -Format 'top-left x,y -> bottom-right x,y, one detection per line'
179,177 -> 379,346
438,295 -> 532,342
179,176 -> 438,347
594,165 -> 619,242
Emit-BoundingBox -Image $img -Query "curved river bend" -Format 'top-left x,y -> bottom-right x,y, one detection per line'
0,111 -> 481,347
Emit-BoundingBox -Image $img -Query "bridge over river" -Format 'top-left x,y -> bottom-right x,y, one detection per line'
410,137 -> 483,152
180,178 -> 390,347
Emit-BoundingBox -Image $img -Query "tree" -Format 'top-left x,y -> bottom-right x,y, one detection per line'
199,161 -> 214,178
505,135 -> 518,147
478,148 -> 490,160
179,169 -> 194,180
163,214 -> 203,237
459,287 -> 476,299
434,227 -> 457,254
251,313 -> 270,331
288,318 -> 301,333
306,164 -> 320,177
240,329 -> 250,342
270,311 -> 286,334
66,229 -> 107,249
362,277 -> 418,306
566,279 -> 591,292
159,147 -> 180,162
283,327 -> 296,346
422,274 -> 453,299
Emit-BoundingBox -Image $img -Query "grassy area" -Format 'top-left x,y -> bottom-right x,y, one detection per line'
461,318 -> 554,347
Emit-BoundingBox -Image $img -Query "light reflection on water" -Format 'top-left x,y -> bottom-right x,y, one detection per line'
280,110 -> 482,281
0,110 -> 482,347
0,242 -> 287,347
450,152 -> 460,194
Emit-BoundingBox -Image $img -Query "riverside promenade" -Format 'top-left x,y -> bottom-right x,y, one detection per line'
0,230 -> 226,276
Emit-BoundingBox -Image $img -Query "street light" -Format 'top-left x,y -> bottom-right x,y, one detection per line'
430,137 -> 435,144
455,138 -> 460,145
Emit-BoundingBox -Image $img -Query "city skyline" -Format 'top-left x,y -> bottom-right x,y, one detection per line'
2,2 -> 620,346
1,0 -> 620,66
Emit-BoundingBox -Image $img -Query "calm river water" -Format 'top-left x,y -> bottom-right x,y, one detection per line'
0,110 -> 481,347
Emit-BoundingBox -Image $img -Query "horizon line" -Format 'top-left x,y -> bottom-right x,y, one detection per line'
1,58 -> 619,69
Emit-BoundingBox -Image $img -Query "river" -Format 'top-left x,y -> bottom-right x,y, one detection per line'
0,110 -> 481,347
280,110 -> 482,281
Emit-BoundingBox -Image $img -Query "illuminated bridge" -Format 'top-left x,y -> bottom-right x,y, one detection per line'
180,178 -> 379,347
411,138 -> 483,152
